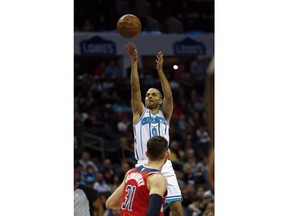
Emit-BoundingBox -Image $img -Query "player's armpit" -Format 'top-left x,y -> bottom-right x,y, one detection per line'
131,103 -> 145,123
161,96 -> 173,123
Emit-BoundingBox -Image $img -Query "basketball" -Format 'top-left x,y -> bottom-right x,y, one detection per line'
117,14 -> 142,39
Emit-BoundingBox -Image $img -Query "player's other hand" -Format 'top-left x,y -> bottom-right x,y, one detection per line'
124,42 -> 138,62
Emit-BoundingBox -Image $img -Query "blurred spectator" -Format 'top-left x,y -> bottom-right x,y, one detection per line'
194,95 -> 206,113
75,162 -> 91,185
85,175 -> 97,187
181,149 -> 197,168
181,181 -> 195,215
105,60 -> 120,79
169,140 -> 185,162
179,97 -> 194,116
74,170 -> 85,185
196,126 -> 210,144
79,91 -> 95,113
186,181 -> 196,201
79,150 -> 99,172
203,203 -> 214,216
100,159 -> 116,184
102,110 -> 118,129
196,126 -> 210,157
116,111 -> 131,134
193,162 -> 208,185
112,101 -> 131,114
94,62 -> 106,79
116,160 -> 131,182
93,173 -> 111,193
195,185 -> 205,198
83,164 -> 98,183
85,111 -> 99,128
178,113 -> 188,131
109,175 -> 120,192
181,163 -> 194,184
187,195 -> 203,216
82,19 -> 95,32
118,137 -> 134,162
201,191 -> 214,213
119,137 -> 132,149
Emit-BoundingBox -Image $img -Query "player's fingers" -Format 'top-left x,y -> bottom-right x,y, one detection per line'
156,54 -> 161,62
157,51 -> 163,56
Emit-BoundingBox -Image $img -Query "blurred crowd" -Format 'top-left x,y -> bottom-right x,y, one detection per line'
74,0 -> 214,33
74,55 -> 214,216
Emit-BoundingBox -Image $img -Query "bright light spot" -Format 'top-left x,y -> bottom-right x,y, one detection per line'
173,65 -> 178,70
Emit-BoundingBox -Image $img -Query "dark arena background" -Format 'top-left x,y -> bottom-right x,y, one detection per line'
74,0 -> 214,215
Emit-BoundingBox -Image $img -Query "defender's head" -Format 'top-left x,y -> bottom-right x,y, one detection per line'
146,136 -> 169,161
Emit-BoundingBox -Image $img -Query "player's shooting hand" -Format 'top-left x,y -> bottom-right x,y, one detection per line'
124,42 -> 138,62
155,51 -> 164,72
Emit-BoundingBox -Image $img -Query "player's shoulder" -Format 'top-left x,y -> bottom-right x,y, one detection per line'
148,173 -> 167,186
125,167 -> 137,176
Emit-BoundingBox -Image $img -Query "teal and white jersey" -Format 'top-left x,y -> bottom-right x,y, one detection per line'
133,108 -> 169,161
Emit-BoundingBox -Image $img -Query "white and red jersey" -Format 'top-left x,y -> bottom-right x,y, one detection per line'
120,165 -> 166,216
133,108 -> 169,161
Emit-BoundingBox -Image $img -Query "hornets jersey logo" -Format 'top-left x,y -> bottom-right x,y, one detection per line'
134,109 -> 169,160
141,116 -> 167,137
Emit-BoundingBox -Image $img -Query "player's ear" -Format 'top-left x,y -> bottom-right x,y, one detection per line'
159,98 -> 163,105
166,151 -> 170,159
145,151 -> 149,158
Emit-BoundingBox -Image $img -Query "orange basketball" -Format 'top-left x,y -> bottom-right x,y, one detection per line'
117,14 -> 142,39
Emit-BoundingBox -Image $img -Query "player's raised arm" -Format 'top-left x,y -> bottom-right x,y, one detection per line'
124,42 -> 144,124
156,51 -> 173,123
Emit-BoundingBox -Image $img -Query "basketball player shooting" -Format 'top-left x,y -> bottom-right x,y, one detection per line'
124,42 -> 184,216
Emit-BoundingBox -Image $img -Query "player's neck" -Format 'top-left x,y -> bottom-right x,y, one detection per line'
149,107 -> 159,115
147,160 -> 164,171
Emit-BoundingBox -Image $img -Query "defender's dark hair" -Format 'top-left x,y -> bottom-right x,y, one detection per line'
147,136 -> 168,160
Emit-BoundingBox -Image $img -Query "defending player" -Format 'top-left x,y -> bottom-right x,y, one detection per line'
106,136 -> 169,216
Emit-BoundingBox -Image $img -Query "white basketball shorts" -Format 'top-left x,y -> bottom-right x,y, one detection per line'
136,159 -> 183,203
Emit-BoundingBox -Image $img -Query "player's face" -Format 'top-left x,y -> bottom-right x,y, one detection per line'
145,89 -> 161,109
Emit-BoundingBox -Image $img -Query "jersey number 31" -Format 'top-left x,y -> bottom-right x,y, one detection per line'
121,185 -> 136,211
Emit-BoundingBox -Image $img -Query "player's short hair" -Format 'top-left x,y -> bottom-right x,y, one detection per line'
146,88 -> 163,99
156,89 -> 163,99
147,136 -> 168,160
